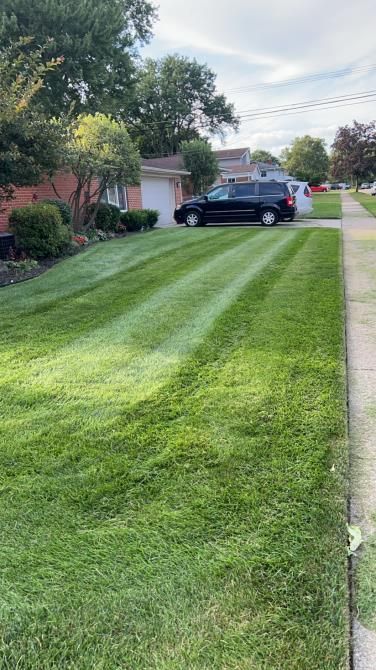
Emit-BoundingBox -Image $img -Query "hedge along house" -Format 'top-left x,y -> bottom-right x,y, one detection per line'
0,160 -> 189,233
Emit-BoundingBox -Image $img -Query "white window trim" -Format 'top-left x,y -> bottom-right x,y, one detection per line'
104,185 -> 128,212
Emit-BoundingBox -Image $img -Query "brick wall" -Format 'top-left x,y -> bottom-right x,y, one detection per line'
220,175 -> 252,184
126,185 -> 143,210
0,175 -> 183,231
0,173 -> 99,232
174,180 -> 183,207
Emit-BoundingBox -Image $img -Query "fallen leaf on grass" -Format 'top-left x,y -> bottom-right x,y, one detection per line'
347,524 -> 363,555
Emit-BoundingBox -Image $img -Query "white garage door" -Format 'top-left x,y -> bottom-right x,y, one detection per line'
141,177 -> 174,226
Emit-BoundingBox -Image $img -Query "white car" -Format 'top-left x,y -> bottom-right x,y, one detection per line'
371,183 -> 376,196
288,181 -> 313,217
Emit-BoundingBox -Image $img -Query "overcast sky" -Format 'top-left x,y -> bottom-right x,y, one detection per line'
144,0 -> 375,156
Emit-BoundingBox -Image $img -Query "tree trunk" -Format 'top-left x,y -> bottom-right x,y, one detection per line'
70,183 -> 83,232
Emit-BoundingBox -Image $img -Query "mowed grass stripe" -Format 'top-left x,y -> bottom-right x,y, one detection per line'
0,231 -> 299,443
0,227 -> 225,313
0,228 -> 255,363
0,231 -> 306,468
0,229 -> 347,669
16,230 -> 299,391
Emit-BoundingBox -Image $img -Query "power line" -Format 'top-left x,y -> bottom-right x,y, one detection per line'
129,89 -> 376,131
237,90 -> 376,119
225,63 -> 376,94
239,95 -> 376,123
132,90 -> 376,134
141,96 -> 376,157
236,89 -> 376,115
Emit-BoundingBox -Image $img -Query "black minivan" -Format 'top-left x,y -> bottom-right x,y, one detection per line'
174,181 -> 296,227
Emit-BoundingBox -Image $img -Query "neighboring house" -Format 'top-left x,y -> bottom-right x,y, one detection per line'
220,160 -> 292,184
0,160 -> 189,232
141,148 -> 253,199
214,147 -> 251,170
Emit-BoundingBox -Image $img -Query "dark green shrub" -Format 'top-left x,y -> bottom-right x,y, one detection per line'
86,203 -> 121,232
9,204 -> 71,259
144,209 -> 159,227
42,199 -> 72,228
120,210 -> 148,232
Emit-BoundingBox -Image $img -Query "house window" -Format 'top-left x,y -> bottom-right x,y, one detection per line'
227,177 -> 236,183
261,171 -> 267,178
101,185 -> 128,211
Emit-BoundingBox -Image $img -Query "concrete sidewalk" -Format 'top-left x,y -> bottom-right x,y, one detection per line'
342,191 -> 376,669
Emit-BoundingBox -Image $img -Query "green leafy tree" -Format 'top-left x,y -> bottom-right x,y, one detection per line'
127,55 -> 239,155
0,39 -> 64,204
182,140 -> 219,194
0,0 -> 156,115
281,136 -> 329,184
251,149 -> 279,165
331,121 -> 376,191
63,113 -> 141,229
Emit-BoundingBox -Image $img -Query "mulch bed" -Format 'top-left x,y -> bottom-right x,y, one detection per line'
0,232 -> 133,288
0,258 -> 58,287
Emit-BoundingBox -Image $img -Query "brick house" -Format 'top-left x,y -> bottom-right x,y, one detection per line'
0,160 -> 189,232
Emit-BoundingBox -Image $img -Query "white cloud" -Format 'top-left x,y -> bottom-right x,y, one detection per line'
144,0 -> 376,155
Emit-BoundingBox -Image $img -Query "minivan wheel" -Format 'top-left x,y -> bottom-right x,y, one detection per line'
184,211 -> 202,227
261,209 -> 279,226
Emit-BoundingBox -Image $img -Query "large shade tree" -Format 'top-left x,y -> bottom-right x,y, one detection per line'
251,149 -> 280,165
127,55 -> 239,156
331,120 -> 376,190
61,113 -> 141,230
280,135 -> 329,184
0,39 -> 64,204
0,0 -> 157,115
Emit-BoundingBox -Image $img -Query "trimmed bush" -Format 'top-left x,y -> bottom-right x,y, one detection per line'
144,209 -> 159,227
120,209 -> 159,232
120,210 -> 148,232
9,204 -> 71,259
42,199 -> 72,228
86,203 -> 121,232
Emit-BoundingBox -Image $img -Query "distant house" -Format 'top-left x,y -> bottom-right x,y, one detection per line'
214,147 -> 251,169
219,157 -> 292,185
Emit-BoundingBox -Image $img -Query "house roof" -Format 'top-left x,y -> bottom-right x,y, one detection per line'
142,147 -> 250,169
142,155 -> 184,171
214,147 -> 249,160
222,164 -> 258,175
250,161 -> 280,170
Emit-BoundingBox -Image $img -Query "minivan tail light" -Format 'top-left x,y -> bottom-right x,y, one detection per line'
304,186 -> 312,198
286,195 -> 294,207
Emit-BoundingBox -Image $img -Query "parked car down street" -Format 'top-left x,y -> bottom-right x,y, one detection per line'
310,185 -> 329,192
174,181 -> 296,227
360,182 -> 371,189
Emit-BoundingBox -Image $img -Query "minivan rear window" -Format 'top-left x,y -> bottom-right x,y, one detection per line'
259,182 -> 284,195
291,184 -> 300,193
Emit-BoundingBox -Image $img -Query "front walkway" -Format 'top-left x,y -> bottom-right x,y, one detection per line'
342,191 -> 376,669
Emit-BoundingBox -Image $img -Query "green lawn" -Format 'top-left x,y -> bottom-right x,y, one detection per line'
0,228 -> 348,669
305,192 -> 342,219
350,191 -> 376,216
